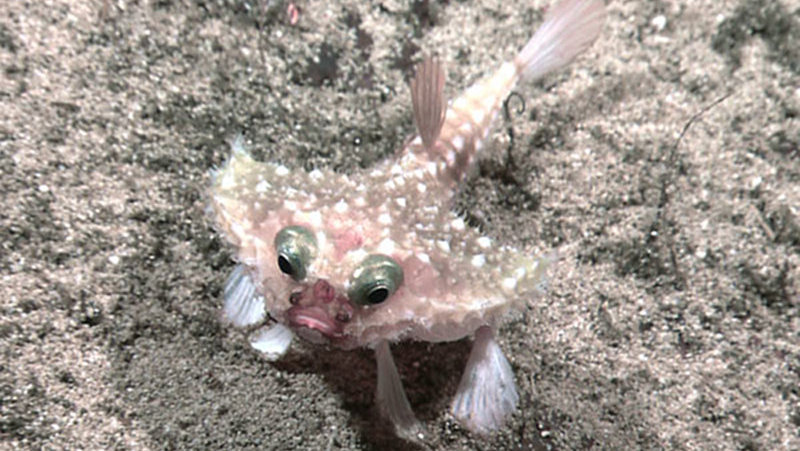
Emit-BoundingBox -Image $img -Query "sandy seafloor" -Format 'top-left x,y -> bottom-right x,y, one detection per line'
1,0 -> 798,449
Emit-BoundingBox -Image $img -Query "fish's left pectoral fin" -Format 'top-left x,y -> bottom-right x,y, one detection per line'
450,326 -> 519,434
222,264 -> 266,327
410,56 -> 447,152
375,340 -> 427,442
249,323 -> 293,361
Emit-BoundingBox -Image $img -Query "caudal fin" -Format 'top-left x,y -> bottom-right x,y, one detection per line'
515,0 -> 605,82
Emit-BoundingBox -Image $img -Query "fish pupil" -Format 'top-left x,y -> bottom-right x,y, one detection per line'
367,286 -> 389,304
278,254 -> 294,275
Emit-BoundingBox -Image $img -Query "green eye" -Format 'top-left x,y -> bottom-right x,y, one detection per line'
274,225 -> 317,281
349,255 -> 404,305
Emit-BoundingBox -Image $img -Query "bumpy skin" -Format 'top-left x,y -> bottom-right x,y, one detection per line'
210,122 -> 548,349
211,63 -> 550,351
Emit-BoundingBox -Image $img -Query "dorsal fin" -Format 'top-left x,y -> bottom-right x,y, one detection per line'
410,57 -> 447,151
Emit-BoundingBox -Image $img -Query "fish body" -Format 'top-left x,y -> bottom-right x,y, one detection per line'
210,0 -> 604,437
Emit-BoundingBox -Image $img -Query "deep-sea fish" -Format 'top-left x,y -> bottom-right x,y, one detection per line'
209,0 -> 604,438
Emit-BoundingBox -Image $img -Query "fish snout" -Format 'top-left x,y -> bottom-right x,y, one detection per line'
286,278 -> 354,340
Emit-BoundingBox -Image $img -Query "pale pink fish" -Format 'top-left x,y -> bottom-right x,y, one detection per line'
209,0 -> 604,438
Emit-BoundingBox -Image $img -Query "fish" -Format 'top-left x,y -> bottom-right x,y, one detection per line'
209,0 -> 605,439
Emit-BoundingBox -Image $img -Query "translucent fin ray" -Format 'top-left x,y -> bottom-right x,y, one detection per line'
450,326 -> 519,434
515,0 -> 605,81
249,323 -> 294,361
222,265 -> 266,327
375,340 -> 426,441
410,57 -> 447,151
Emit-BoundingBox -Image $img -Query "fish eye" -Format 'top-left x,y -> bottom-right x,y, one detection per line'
349,255 -> 404,306
274,225 -> 317,281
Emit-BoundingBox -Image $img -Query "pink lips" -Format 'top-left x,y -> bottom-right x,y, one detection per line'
287,306 -> 341,337
286,279 -> 354,340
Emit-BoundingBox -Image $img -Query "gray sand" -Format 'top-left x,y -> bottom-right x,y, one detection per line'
1,0 -> 798,449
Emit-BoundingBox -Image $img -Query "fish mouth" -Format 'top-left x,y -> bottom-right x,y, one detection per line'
287,306 -> 342,339
286,279 -> 354,342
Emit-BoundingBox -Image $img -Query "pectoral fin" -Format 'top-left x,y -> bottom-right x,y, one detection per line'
450,326 -> 519,434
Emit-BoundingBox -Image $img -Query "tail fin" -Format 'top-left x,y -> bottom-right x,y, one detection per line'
515,0 -> 605,82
